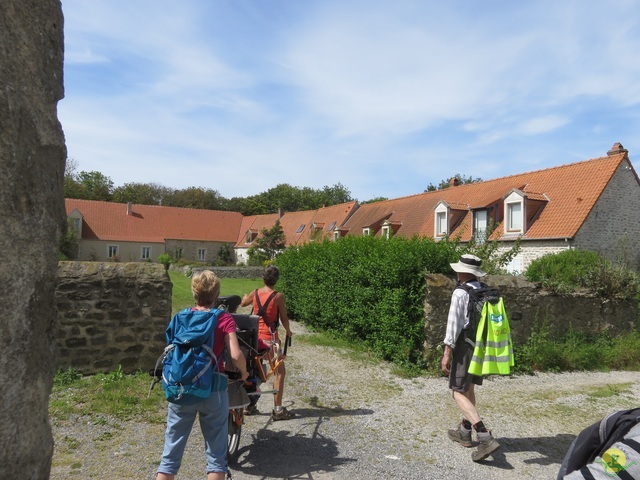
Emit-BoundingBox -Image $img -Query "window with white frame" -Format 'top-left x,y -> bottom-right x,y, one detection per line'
141,246 -> 151,260
381,225 -> 390,239
72,217 -> 81,233
333,230 -> 340,240
506,202 -> 523,232
474,210 -> 488,242
436,211 -> 447,236
362,227 -> 371,236
107,245 -> 119,258
198,248 -> 206,261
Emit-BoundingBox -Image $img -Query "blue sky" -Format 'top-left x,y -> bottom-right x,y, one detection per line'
59,0 -> 640,202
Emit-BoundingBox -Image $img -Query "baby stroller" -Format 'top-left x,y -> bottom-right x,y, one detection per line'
215,295 -> 272,462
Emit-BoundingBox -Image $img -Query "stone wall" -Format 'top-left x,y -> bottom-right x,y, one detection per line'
423,274 -> 638,349
56,262 -> 172,374
0,1 -> 67,477
574,159 -> 640,269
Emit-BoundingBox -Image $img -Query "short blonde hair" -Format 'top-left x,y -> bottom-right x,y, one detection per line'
191,270 -> 220,307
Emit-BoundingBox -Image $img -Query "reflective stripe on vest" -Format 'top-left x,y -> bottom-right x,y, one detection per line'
468,297 -> 514,376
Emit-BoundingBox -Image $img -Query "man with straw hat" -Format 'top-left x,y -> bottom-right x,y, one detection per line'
441,254 -> 501,462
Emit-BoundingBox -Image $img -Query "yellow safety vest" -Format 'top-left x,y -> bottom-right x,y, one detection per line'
468,297 -> 514,376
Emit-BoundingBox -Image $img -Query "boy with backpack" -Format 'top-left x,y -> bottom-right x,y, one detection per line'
440,254 -> 503,462
240,265 -> 294,421
156,270 -> 249,480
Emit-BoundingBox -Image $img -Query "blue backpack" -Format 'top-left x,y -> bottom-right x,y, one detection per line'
159,308 -> 222,405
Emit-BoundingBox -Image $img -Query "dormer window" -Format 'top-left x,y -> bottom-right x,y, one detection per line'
381,225 -> 390,239
333,230 -> 341,240
434,201 -> 449,237
507,203 -> 522,231
503,190 -> 524,234
362,227 -> 371,236
473,210 -> 488,242
246,229 -> 258,244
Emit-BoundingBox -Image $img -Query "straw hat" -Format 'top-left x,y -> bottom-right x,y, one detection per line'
450,254 -> 487,277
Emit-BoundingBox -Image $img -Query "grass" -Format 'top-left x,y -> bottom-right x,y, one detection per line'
50,368 -> 165,424
168,270 -> 263,313
50,272 -> 265,422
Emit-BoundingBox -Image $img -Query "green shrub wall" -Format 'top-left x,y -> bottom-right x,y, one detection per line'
276,236 -> 457,366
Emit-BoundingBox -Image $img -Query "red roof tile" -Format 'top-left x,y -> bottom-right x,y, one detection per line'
66,199 -> 243,243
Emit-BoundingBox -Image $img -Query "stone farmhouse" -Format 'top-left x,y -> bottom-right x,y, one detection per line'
65,143 -> 640,271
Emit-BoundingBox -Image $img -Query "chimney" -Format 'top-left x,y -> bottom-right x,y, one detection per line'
449,177 -> 461,187
127,202 -> 133,215
278,207 -> 283,219
607,142 -> 628,156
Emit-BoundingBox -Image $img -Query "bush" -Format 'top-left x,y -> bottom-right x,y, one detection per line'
525,249 -> 639,298
276,236 -> 459,367
158,253 -> 172,271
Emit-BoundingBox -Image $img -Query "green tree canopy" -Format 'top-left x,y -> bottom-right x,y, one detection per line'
425,174 -> 482,192
247,220 -> 286,265
112,182 -> 172,205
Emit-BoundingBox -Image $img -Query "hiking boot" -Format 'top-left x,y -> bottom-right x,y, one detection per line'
244,404 -> 259,416
471,432 -> 500,462
447,424 -> 473,447
271,407 -> 294,421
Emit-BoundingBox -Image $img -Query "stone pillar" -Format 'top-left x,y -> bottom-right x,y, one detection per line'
0,1 -> 66,478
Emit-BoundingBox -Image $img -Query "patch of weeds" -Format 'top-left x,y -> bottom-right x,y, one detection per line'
96,431 -> 114,442
54,368 -> 83,387
587,383 -> 632,400
71,462 -> 82,469
63,435 -> 80,450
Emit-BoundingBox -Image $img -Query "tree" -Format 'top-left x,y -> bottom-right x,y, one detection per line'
59,218 -> 79,260
64,168 -> 114,200
162,186 -> 226,210
361,196 -> 388,204
247,220 -> 286,265
112,182 -> 172,205
425,174 -> 482,192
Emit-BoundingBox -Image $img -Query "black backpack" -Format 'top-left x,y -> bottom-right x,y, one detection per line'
455,281 -> 501,335
254,290 -> 278,332
557,407 -> 640,478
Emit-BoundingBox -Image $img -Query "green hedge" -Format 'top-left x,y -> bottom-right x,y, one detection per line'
276,236 -> 458,367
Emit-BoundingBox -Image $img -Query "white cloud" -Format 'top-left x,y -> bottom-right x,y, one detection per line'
58,0 -> 640,201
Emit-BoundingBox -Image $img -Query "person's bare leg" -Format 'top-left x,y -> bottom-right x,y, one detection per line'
207,472 -> 225,480
273,362 -> 285,407
157,473 -> 174,480
453,384 -> 481,424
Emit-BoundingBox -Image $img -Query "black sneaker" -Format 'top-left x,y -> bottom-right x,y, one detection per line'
245,404 -> 259,415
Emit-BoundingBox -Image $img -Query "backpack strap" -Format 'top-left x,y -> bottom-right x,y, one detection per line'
254,290 -> 279,332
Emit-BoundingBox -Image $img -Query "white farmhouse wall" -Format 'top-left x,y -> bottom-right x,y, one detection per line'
235,247 -> 250,265
496,240 -> 571,274
165,239 -> 233,264
574,159 -> 640,268
77,240 -> 165,262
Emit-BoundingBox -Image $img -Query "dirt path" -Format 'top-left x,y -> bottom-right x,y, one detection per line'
50,320 -> 640,479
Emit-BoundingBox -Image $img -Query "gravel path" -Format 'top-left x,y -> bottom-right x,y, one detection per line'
50,320 -> 640,479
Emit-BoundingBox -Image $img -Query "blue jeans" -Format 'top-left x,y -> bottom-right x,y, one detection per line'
158,374 -> 229,476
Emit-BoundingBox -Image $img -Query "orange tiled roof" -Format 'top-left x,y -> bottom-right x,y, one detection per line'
234,213 -> 280,248
65,199 -> 243,243
343,148 -> 634,241
234,201 -> 359,247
